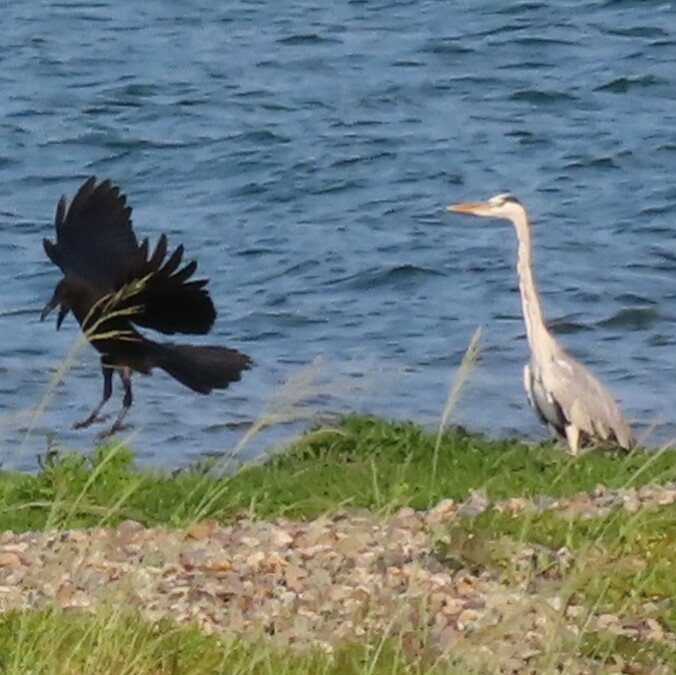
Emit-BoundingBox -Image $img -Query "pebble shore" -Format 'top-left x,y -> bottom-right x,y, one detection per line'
0,482 -> 673,673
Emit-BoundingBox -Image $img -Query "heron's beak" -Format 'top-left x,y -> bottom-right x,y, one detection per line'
446,201 -> 488,214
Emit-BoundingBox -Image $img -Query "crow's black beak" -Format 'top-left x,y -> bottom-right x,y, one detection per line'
56,305 -> 68,330
40,297 -> 57,322
40,295 -> 69,329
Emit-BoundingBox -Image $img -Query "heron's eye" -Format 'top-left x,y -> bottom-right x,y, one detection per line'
492,193 -> 520,207
490,193 -> 511,206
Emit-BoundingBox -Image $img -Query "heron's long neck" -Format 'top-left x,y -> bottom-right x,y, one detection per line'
512,209 -> 553,359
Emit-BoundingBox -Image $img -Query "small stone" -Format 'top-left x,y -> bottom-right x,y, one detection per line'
425,499 -> 457,525
442,597 -> 466,618
329,585 -> 352,603
623,617 -> 665,642
203,558 -> 232,573
456,608 -> 482,631
56,583 -> 75,606
116,520 -> 145,536
0,542 -> 29,553
643,618 -> 665,642
245,551 -> 265,569
427,592 -> 448,615
455,574 -> 478,596
179,553 -> 196,570
392,507 -> 420,528
352,585 -> 371,602
495,497 -> 530,516
595,613 -> 621,631
269,528 -> 293,548
592,484 -> 606,497
168,585 -> 191,598
546,596 -> 563,612
621,489 -> 640,514
284,564 -> 308,592
333,532 -> 371,556
63,530 -> 89,544
457,490 -> 489,518
260,551 -> 288,573
656,487 -> 675,506
0,552 -> 22,567
297,544 -> 330,559
185,521 -> 219,540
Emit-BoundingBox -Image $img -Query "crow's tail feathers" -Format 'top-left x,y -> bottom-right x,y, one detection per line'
155,343 -> 252,394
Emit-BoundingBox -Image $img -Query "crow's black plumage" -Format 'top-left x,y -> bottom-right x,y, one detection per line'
41,177 -> 252,437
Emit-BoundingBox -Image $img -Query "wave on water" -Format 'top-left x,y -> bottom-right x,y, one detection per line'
332,264 -> 446,291
277,34 -> 342,46
594,75 -> 665,93
510,89 -> 579,104
599,307 -> 661,331
597,26 -> 668,39
548,319 -> 594,335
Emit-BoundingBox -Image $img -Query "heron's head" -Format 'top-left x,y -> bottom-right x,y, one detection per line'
447,193 -> 524,220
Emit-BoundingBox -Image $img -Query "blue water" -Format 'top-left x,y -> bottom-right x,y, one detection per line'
2,1 -> 676,468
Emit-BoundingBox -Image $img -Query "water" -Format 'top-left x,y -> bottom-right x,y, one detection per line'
2,0 -> 675,468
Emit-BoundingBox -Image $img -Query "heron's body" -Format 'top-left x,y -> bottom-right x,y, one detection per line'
448,194 -> 633,454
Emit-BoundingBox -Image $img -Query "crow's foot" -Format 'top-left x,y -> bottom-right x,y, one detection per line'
97,421 -> 131,439
73,414 -> 108,430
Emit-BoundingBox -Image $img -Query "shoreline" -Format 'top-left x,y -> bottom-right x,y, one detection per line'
0,415 -> 674,673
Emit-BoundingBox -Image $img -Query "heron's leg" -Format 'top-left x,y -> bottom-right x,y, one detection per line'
73,365 -> 113,429
99,368 -> 133,438
565,425 -> 580,456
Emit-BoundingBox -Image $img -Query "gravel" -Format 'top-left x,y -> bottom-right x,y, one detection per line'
0,482 -> 673,673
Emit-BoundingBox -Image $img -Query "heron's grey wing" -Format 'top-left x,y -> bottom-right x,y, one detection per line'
43,177 -> 139,292
541,352 -> 633,449
524,362 -> 567,437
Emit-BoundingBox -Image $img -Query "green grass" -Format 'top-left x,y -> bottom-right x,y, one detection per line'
0,415 -> 673,673
0,415 -> 672,532
0,607 -> 467,675
437,503 -> 676,618
430,495 -> 675,668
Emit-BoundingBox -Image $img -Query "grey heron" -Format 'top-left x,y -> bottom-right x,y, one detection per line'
447,193 -> 634,454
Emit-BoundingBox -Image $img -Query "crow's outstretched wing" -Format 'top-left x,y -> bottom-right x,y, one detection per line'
117,234 -> 217,335
44,177 -> 217,336
43,177 -> 138,292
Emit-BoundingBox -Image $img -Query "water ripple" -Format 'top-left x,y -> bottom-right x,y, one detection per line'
277,34 -> 342,46
594,75 -> 665,93
510,89 -> 579,104
599,308 -> 661,331
333,264 -> 446,290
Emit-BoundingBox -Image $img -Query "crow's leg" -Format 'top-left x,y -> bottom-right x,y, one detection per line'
99,368 -> 133,438
73,365 -> 113,429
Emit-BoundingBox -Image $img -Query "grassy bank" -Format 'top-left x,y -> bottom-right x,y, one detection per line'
0,415 -> 674,673
2,415 -> 673,530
